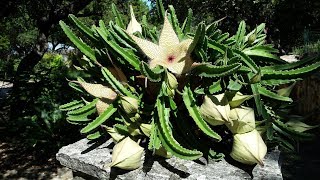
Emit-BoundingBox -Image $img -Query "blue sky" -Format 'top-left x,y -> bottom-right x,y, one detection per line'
142,0 -> 152,9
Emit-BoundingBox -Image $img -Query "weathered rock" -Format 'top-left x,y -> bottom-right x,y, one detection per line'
56,138 -> 283,180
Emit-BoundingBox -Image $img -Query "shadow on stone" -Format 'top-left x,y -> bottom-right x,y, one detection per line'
142,150 -> 155,173
109,167 -> 131,180
223,154 -> 254,178
81,136 -> 112,154
157,159 -> 190,178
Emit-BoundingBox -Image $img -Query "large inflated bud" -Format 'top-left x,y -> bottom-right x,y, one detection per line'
227,107 -> 255,134
108,137 -> 144,170
230,129 -> 267,165
199,93 -> 231,126
120,96 -> 139,114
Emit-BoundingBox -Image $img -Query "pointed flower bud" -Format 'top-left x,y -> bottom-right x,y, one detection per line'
96,99 -> 110,115
248,33 -> 256,45
230,129 -> 267,165
126,5 -> 142,34
199,94 -> 231,126
227,92 -> 253,108
78,81 -> 118,101
140,123 -> 152,137
227,107 -> 255,134
166,71 -> 178,90
108,66 -> 128,83
277,83 -> 296,97
155,146 -> 172,158
250,70 -> 261,84
105,126 -> 125,143
120,96 -> 139,114
108,137 -> 144,170
166,86 -> 175,97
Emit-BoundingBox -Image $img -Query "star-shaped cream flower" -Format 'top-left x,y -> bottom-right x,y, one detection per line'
129,15 -> 194,75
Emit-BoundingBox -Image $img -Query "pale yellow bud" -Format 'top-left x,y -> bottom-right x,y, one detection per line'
124,121 -> 142,136
199,94 -> 231,126
96,99 -> 110,115
227,92 -> 253,108
277,83 -> 296,97
126,5 -> 142,34
230,129 -> 267,165
107,66 -> 128,83
120,96 -> 139,114
248,33 -> 256,45
166,87 -> 175,97
78,81 -> 117,101
108,137 -> 144,170
227,107 -> 256,134
166,72 -> 178,90
140,123 -> 152,137
105,126 -> 125,143
155,146 -> 172,158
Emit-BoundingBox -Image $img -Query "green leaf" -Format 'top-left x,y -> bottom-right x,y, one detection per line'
285,120 -> 319,133
233,49 -> 259,73
261,56 -> 316,72
194,80 -> 222,94
217,33 -> 230,43
207,39 -> 226,54
273,120 -> 314,140
183,86 -> 221,141
248,73 -> 264,118
192,63 -> 241,77
59,21 -> 96,62
156,96 -> 203,160
273,136 -> 295,151
68,82 -> 84,93
101,67 -> 135,98
262,61 -> 320,80
188,23 -> 206,53
243,48 -> 282,62
68,14 -> 97,42
156,0 -> 165,21
139,62 -> 163,82
181,8 -> 193,34
148,119 -> 161,151
260,79 -> 301,86
227,79 -> 242,91
59,100 -> 84,111
80,104 -> 117,134
95,27 -> 140,70
67,115 -> 91,122
235,21 -> 246,48
168,5 -> 183,39
114,123 -> 130,135
111,3 -> 125,29
258,85 -> 293,102
87,131 -> 102,140
67,99 -> 98,116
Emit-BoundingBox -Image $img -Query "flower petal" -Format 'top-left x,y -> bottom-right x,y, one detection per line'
130,35 -> 163,61
167,56 -> 193,75
159,15 -> 179,49
126,5 -> 142,34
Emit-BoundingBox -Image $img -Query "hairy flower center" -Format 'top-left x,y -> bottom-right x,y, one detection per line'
167,55 -> 175,63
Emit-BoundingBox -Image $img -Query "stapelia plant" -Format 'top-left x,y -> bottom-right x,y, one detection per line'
59,2 -> 320,170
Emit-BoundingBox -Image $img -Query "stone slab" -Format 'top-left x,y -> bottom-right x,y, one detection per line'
56,138 -> 283,180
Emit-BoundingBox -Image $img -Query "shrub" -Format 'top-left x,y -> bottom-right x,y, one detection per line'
59,2 -> 320,169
